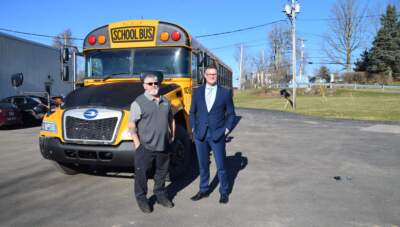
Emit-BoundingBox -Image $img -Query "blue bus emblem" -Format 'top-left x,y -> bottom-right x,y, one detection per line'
83,109 -> 98,119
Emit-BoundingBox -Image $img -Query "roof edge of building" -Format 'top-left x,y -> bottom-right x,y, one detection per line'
0,31 -> 60,52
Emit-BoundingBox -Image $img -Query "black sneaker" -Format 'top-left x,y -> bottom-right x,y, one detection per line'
190,191 -> 209,201
157,196 -> 174,208
137,199 -> 152,213
219,194 -> 229,204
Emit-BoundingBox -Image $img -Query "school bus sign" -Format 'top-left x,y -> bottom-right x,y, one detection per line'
108,20 -> 159,48
110,26 -> 155,43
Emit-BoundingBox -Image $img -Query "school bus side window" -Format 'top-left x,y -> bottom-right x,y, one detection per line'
191,53 -> 198,83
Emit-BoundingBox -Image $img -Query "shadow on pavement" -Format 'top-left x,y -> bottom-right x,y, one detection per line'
147,152 -> 199,206
0,118 -> 41,131
209,152 -> 248,195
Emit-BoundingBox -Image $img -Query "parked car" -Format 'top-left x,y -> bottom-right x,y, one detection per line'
0,95 -> 54,124
0,102 -> 23,127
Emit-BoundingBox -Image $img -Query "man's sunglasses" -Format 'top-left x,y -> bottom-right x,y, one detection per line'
145,82 -> 159,86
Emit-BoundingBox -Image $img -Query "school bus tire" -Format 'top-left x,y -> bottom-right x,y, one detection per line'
168,124 -> 192,181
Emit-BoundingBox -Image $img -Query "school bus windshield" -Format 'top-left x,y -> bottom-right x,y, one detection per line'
85,47 -> 190,78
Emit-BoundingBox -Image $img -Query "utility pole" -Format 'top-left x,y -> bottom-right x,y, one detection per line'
261,49 -> 265,87
284,0 -> 300,110
239,44 -> 243,90
299,38 -> 305,83
63,33 -> 67,46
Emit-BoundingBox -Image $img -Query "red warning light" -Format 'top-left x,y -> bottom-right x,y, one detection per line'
171,31 -> 181,41
88,35 -> 96,45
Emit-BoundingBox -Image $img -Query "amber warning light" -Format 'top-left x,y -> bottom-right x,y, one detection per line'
159,31 -> 181,42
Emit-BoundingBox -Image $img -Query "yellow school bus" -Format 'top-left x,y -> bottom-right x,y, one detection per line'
39,20 -> 232,177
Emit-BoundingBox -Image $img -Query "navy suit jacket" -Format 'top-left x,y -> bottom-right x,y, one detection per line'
189,85 -> 236,142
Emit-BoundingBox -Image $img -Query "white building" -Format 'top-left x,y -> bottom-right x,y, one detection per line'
0,32 -> 73,99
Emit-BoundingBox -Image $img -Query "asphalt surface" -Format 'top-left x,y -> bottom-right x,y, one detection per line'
1,108 -> 400,227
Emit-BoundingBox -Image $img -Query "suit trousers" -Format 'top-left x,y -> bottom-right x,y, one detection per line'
134,145 -> 169,201
194,129 -> 229,195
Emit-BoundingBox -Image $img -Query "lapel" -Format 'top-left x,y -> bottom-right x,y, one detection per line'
199,85 -> 207,111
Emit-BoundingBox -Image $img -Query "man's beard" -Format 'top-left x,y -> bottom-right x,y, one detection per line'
147,88 -> 159,96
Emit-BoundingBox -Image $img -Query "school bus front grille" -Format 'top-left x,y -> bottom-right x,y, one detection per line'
65,116 -> 118,142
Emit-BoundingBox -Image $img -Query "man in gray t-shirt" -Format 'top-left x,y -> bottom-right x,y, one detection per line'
128,72 -> 175,213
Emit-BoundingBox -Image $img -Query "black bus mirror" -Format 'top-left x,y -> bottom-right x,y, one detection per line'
203,54 -> 209,67
198,52 -> 204,67
62,65 -> 69,81
62,47 -> 69,62
11,73 -> 23,87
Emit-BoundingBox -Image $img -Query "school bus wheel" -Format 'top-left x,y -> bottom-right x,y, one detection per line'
168,124 -> 193,181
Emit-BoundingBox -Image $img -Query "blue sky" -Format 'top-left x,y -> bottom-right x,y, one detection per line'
0,0 -> 394,86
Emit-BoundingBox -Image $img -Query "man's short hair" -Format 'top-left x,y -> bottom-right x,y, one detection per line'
205,64 -> 218,71
140,71 -> 163,83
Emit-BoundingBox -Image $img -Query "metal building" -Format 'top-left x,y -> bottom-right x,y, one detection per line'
0,32 -> 72,99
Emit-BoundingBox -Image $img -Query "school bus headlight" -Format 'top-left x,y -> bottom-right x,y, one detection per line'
121,129 -> 132,140
41,121 -> 57,133
160,32 -> 169,42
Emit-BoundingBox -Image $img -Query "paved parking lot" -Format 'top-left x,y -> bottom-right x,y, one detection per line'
1,108 -> 400,227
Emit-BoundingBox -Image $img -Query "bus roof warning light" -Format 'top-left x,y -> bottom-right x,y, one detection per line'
88,35 -> 96,45
171,31 -> 181,41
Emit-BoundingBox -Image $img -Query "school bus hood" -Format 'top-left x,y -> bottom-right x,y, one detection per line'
63,82 -> 178,110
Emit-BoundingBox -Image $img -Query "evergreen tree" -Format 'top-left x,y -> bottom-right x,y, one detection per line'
367,5 -> 400,78
317,66 -> 331,82
354,49 -> 369,72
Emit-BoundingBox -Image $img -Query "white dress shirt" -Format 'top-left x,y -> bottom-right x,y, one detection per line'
205,84 -> 217,112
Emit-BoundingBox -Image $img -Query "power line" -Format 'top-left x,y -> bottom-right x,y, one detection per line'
1,11 -> 399,42
298,30 -> 400,47
195,19 -> 286,38
0,27 -> 84,40
297,13 -> 400,22
1,19 -> 287,43
210,40 -> 268,50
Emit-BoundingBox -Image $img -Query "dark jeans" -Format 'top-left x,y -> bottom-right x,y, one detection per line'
134,145 -> 170,201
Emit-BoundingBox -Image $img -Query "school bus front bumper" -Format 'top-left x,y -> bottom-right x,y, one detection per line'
39,137 -> 135,167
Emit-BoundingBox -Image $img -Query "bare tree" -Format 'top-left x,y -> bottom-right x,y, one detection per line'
268,25 -> 290,69
251,50 -> 269,88
267,24 -> 291,84
324,0 -> 366,71
53,29 -> 74,48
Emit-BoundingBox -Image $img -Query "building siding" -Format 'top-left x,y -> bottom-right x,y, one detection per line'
0,32 -> 73,99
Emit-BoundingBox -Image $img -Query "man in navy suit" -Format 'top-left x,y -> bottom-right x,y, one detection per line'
189,64 -> 236,204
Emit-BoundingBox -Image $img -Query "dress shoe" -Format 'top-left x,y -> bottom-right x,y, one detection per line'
190,191 -> 209,201
219,194 -> 229,204
137,199 -> 152,213
157,195 -> 174,208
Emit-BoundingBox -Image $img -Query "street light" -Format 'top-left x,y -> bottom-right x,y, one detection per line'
284,0 -> 300,110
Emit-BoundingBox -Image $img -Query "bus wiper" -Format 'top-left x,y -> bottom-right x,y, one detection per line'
102,72 -> 130,81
